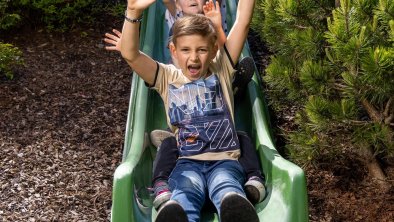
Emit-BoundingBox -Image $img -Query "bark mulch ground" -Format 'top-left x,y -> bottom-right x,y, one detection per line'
0,25 -> 128,221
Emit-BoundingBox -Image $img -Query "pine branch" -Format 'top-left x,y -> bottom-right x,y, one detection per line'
346,119 -> 372,125
334,83 -> 347,89
384,97 -> 392,117
361,99 -> 383,122
384,97 -> 393,125
317,1 -> 334,15
294,25 -> 309,29
344,1 -> 350,39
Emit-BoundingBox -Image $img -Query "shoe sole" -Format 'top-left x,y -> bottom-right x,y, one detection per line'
220,192 -> 259,222
153,191 -> 172,210
233,57 -> 255,96
150,129 -> 174,149
155,200 -> 188,222
245,185 -> 260,205
245,179 -> 266,205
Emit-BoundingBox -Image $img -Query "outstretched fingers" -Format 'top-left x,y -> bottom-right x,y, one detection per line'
103,29 -> 122,52
104,33 -> 119,42
203,0 -> 222,30
203,0 -> 214,14
112,29 -> 122,38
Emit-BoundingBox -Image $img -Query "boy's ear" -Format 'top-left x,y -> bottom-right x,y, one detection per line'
210,43 -> 219,59
169,42 -> 177,58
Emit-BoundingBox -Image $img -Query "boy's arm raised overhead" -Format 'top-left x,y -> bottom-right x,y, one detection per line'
203,0 -> 226,47
121,0 -> 158,86
225,0 -> 255,64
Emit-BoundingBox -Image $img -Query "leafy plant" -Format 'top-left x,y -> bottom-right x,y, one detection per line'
0,0 -> 22,30
0,42 -> 24,79
0,0 -> 126,32
253,0 -> 394,167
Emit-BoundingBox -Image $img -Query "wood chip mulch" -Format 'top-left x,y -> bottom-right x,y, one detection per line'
0,26 -> 129,221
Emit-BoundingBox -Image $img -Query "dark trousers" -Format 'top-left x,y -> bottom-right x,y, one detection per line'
152,131 -> 264,186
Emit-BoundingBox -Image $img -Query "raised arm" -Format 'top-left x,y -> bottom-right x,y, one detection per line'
203,0 -> 226,47
225,0 -> 255,64
121,0 -> 157,85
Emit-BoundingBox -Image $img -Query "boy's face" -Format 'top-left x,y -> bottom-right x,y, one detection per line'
176,0 -> 206,15
170,34 -> 217,81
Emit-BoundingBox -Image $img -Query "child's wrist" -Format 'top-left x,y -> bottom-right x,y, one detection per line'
125,9 -> 143,23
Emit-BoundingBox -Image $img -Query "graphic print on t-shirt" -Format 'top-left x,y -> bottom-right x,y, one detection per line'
168,75 -> 239,157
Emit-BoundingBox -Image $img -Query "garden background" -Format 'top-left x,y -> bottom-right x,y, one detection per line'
0,0 -> 392,221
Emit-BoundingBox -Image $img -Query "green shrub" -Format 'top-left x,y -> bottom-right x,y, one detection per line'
0,42 -> 24,79
31,0 -> 99,31
0,0 -> 22,30
254,0 -> 394,165
1,0 -> 125,31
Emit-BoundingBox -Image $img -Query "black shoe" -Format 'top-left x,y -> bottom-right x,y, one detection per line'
220,192 -> 259,222
244,176 -> 266,205
155,200 -> 188,222
232,57 -> 255,100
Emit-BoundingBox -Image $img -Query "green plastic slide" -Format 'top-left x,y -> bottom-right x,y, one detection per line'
111,1 -> 309,221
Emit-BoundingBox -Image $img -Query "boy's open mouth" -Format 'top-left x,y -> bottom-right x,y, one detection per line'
188,64 -> 201,75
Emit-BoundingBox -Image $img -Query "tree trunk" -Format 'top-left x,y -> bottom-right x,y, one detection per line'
360,99 -> 390,189
361,99 -> 383,122
360,147 -> 390,190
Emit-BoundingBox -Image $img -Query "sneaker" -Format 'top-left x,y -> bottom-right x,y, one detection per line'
150,129 -> 174,149
152,180 -> 172,210
155,200 -> 188,222
232,57 -> 255,99
244,176 -> 266,205
220,192 -> 259,222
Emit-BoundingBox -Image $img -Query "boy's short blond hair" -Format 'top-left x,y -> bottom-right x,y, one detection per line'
171,14 -> 218,47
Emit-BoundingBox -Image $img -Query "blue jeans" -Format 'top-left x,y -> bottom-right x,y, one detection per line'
168,159 -> 246,222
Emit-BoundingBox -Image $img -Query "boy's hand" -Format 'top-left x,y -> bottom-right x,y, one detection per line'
127,0 -> 156,11
104,29 -> 122,52
203,0 -> 222,29
204,0 -> 226,46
